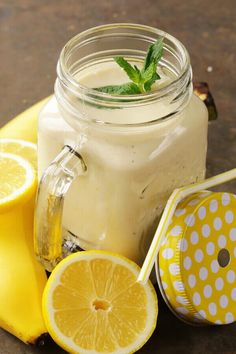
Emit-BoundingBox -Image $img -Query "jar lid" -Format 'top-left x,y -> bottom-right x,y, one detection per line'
156,191 -> 236,325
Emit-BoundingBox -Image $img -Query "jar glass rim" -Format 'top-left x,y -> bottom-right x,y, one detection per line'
58,23 -> 191,104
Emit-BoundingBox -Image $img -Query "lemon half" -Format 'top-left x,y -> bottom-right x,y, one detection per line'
0,152 -> 36,211
0,138 -> 37,170
43,251 -> 158,354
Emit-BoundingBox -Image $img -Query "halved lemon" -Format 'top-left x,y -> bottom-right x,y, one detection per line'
43,251 -> 158,354
0,138 -> 37,170
0,152 -> 36,211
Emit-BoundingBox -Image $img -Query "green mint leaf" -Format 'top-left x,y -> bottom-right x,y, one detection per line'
144,38 -> 164,70
144,72 -> 161,91
93,37 -> 164,96
140,38 -> 163,90
134,65 -> 141,74
113,57 -> 140,84
94,82 -> 141,95
141,61 -> 156,83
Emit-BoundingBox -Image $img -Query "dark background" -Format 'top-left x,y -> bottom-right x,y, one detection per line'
0,0 -> 236,353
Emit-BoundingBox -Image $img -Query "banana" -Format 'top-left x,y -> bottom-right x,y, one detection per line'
0,96 -> 50,143
0,183 -> 47,344
0,185 -> 48,344
0,99 -> 51,344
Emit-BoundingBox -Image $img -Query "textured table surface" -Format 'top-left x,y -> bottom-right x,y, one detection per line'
0,0 -> 236,353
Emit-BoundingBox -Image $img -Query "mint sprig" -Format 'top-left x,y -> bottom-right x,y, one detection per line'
94,38 -> 164,95
94,82 -> 142,95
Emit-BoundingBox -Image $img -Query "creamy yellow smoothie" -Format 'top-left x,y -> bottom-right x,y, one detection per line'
38,60 -> 208,264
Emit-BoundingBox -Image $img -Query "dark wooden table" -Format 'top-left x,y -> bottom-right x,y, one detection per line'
0,0 -> 236,353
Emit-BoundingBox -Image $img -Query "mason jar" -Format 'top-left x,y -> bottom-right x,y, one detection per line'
35,23 -> 208,271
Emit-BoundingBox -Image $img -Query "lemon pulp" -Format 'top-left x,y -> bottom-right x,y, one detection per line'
0,152 -> 35,209
0,138 -> 37,170
43,251 -> 158,354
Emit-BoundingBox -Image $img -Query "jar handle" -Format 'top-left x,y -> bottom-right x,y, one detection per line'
34,145 -> 87,271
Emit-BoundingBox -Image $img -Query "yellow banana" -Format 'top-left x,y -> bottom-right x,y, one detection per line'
0,96 -> 50,143
0,181 -> 48,345
0,99 -> 51,344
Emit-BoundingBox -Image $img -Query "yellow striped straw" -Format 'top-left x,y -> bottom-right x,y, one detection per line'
138,168 -> 236,284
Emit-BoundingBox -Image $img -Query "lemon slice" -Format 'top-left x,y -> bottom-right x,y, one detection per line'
43,251 -> 158,354
0,138 -> 37,170
0,152 -> 36,210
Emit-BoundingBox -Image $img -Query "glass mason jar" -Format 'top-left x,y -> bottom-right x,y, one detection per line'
35,24 -> 208,271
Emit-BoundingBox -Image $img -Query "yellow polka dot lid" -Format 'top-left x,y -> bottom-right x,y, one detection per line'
157,191 -> 236,325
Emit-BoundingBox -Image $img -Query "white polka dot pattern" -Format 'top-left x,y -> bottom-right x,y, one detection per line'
230,228 -> 236,241
215,277 -> 224,291
185,214 -> 195,227
209,303 -> 217,316
183,256 -> 192,270
202,224 -> 211,237
204,285 -> 212,298
225,210 -> 234,224
158,191 -> 236,325
198,206 -> 206,220
193,292 -> 201,306
220,295 -> 228,309
195,249 -> 204,263
175,209 -> 186,217
179,239 -> 188,252
225,312 -> 234,324
210,200 -> 218,213
199,267 -> 208,281
176,296 -> 187,305
231,288 -> 236,300
162,248 -> 174,260
218,235 -> 226,248
227,270 -> 235,284
171,225 -> 182,236
188,274 -> 196,288
222,193 -> 230,206
214,217 -> 222,231
206,242 -> 215,255
169,263 -> 180,275
211,260 -> 219,274
190,231 -> 199,245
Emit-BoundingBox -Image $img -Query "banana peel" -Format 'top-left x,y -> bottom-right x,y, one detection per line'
0,98 -> 51,344
0,96 -> 51,143
0,184 -> 48,345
